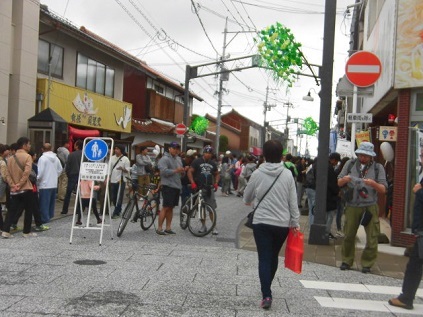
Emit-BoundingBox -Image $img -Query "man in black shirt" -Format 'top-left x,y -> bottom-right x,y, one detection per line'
188,145 -> 219,235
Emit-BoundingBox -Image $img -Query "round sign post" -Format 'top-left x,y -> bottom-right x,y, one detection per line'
345,51 -> 382,87
175,123 -> 187,136
84,139 -> 108,162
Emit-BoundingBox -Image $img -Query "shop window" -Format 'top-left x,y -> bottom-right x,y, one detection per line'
37,39 -> 64,78
76,53 -> 115,97
406,124 -> 423,230
415,93 -> 423,112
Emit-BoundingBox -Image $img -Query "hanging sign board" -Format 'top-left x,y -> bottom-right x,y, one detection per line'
347,113 -> 373,123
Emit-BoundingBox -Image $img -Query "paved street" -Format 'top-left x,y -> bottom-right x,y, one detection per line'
2,192 -> 423,316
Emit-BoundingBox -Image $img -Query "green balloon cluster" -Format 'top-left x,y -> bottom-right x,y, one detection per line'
303,117 -> 319,136
255,22 -> 303,87
190,116 -> 209,135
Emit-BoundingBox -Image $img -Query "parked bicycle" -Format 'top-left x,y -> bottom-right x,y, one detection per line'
180,185 -> 216,237
117,179 -> 159,237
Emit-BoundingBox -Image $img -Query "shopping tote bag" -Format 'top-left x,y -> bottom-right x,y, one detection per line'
284,229 -> 304,274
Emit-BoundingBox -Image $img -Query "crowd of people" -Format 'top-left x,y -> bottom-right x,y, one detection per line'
3,137 -> 421,311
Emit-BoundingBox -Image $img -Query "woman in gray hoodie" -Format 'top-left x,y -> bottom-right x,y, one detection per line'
243,140 -> 300,310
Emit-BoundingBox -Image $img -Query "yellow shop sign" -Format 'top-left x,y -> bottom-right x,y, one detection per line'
37,79 -> 132,133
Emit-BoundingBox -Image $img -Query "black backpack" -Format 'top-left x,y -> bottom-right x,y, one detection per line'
305,166 -> 316,189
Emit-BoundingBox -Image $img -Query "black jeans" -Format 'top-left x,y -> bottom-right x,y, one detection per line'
76,198 -> 101,222
253,223 -> 289,299
13,191 -> 42,227
3,191 -> 33,234
398,240 -> 423,306
110,182 -> 125,216
62,174 -> 79,213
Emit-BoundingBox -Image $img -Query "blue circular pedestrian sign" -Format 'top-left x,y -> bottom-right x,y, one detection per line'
84,139 -> 108,161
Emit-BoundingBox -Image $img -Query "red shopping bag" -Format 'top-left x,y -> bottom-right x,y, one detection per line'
284,229 -> 304,274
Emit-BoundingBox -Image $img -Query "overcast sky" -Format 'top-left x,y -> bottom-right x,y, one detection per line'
39,0 -> 354,155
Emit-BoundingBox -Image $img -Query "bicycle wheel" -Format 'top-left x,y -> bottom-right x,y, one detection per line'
187,202 -> 216,237
179,202 -> 190,230
117,199 -> 135,237
140,199 -> 158,230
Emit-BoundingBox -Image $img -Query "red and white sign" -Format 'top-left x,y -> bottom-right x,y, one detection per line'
345,51 -> 382,87
175,123 -> 187,135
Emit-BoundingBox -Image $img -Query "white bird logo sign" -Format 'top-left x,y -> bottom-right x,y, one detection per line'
72,92 -> 98,115
114,105 -> 132,129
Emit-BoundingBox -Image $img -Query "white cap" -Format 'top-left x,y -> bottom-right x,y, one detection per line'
225,150 -> 231,155
186,149 -> 196,156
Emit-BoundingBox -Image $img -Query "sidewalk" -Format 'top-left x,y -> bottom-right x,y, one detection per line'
237,211 -> 409,279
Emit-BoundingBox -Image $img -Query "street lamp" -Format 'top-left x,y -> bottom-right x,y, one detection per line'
302,88 -> 319,102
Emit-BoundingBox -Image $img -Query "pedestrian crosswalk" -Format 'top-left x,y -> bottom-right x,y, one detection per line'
300,280 -> 423,315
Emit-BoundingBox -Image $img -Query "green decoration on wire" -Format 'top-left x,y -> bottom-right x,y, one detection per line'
255,22 -> 303,87
190,116 -> 209,135
303,117 -> 319,136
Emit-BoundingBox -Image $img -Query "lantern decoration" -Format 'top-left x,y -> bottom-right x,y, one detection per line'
255,22 -> 303,87
190,116 -> 209,135
303,117 -> 319,136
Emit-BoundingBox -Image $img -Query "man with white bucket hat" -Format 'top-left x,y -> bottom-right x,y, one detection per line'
337,142 -> 387,274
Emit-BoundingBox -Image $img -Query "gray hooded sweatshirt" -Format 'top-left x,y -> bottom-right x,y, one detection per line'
243,162 -> 300,228
157,152 -> 183,190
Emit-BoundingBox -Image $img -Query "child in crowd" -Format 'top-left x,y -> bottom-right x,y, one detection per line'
75,179 -> 102,226
151,167 -> 161,211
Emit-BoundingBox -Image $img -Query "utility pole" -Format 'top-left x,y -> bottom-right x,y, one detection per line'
308,0 -> 337,245
262,86 -> 276,147
215,18 -> 229,155
283,102 -> 294,150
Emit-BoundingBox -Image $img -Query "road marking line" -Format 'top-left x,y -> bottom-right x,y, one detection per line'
315,297 -> 423,315
300,280 -> 423,296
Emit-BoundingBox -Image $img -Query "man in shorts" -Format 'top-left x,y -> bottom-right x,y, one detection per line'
156,142 -> 185,235
188,145 -> 220,235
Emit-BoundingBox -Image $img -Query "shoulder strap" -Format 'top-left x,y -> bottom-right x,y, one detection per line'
13,155 -> 25,172
347,159 -> 356,174
112,156 -> 123,171
252,169 -> 284,212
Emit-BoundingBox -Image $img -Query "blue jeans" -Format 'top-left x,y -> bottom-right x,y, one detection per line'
180,184 -> 191,206
110,181 -> 125,216
305,188 -> 316,227
253,223 -> 289,299
62,174 -> 79,213
336,197 -> 344,231
325,209 -> 337,234
39,188 -> 57,223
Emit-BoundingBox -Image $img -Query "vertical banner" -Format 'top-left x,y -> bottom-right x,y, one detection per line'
417,130 -> 423,181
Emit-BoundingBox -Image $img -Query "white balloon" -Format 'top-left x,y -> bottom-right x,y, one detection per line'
155,145 -> 160,151
152,149 -> 159,156
380,142 -> 394,162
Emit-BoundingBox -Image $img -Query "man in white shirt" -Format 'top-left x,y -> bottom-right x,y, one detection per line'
38,143 -> 63,224
110,145 -> 130,219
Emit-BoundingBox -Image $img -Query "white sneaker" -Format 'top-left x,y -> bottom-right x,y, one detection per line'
198,225 -> 207,234
212,228 -> 219,235
336,230 -> 345,238
1,232 -> 13,239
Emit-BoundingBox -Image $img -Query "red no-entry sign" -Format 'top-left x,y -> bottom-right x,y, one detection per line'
175,123 -> 186,135
345,51 -> 382,87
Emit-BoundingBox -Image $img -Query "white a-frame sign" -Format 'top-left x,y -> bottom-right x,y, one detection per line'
69,137 -> 114,245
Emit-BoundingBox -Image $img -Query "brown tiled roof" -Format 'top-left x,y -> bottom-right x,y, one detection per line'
132,119 -> 174,134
